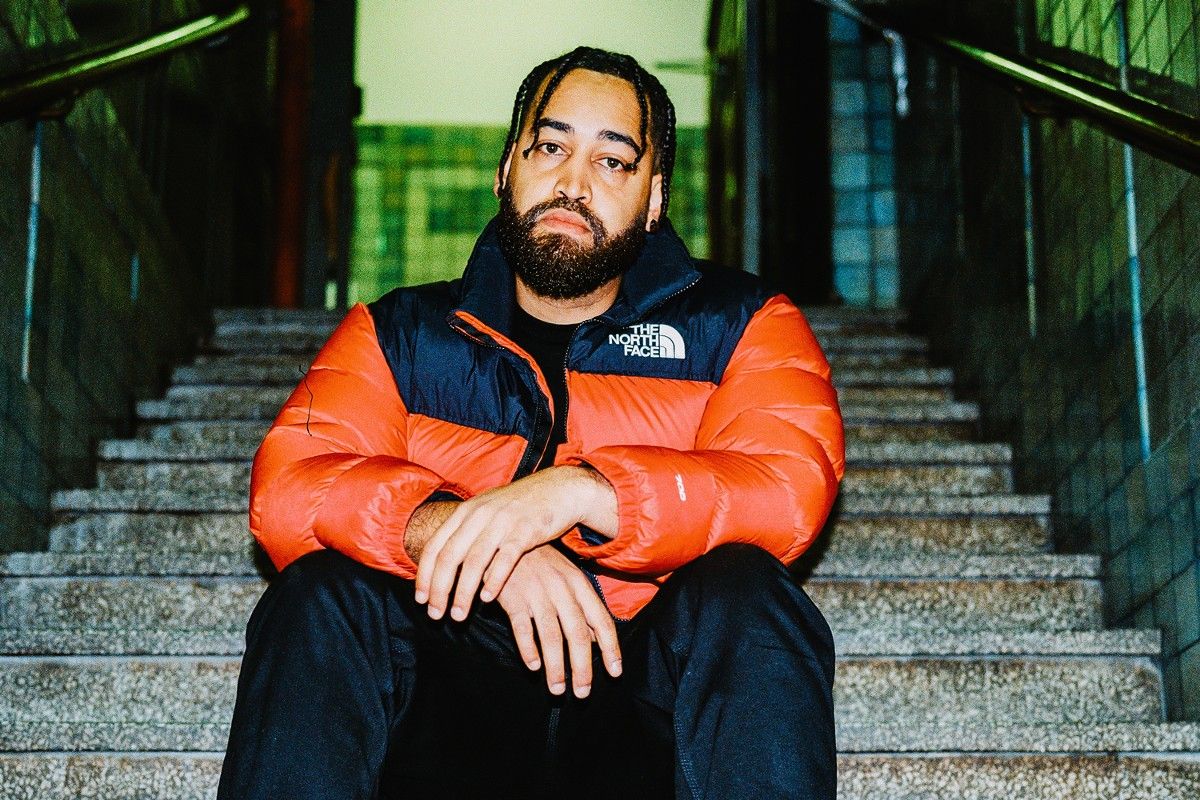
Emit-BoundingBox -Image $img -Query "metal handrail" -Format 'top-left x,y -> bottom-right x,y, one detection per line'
0,3 -> 252,123
819,0 -> 1200,176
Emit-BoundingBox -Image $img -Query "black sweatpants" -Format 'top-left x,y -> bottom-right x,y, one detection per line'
216,543 -> 836,799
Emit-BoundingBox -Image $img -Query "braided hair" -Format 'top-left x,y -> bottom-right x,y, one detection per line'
497,46 -> 678,216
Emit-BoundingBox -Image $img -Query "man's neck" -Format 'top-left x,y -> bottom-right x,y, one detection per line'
514,276 -> 621,324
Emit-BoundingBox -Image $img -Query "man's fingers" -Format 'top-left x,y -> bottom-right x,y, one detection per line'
448,529 -> 508,621
532,607 -> 566,696
413,504 -> 469,604
508,613 -> 542,671
575,583 -> 622,678
479,541 -> 524,603
559,607 -> 595,698
426,512 -> 492,619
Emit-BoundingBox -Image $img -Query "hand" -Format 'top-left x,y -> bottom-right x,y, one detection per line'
414,466 -> 616,622
495,544 -> 622,697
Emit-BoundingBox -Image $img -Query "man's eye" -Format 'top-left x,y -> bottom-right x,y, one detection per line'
539,142 -> 563,155
601,157 -> 627,172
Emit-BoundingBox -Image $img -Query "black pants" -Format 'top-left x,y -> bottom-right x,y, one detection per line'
217,543 -> 836,799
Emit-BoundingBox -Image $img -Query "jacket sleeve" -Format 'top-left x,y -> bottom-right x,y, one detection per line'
561,294 -> 844,575
249,302 -> 467,577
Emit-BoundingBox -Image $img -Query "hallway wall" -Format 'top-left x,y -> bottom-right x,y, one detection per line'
892,0 -> 1200,719
0,1 -> 273,551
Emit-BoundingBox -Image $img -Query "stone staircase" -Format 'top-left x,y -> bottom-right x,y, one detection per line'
3,306 -> 1200,798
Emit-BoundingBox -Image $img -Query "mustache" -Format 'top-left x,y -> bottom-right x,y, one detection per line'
523,197 -> 606,241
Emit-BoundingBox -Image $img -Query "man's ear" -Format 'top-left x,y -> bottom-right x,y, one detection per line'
494,148 -> 514,197
645,173 -> 664,231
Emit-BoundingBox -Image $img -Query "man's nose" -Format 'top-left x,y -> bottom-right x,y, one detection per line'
554,154 -> 590,203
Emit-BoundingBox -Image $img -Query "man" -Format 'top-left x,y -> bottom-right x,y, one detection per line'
218,46 -> 844,799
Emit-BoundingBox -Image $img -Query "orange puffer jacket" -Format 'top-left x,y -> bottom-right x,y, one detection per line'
250,220 -> 845,619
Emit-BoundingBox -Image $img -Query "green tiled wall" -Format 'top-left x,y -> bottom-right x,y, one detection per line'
1035,0 -> 1199,112
350,125 -> 708,305
828,13 -> 899,308
894,0 -> 1200,719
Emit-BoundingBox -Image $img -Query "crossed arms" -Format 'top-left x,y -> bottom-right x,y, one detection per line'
249,296 -> 844,697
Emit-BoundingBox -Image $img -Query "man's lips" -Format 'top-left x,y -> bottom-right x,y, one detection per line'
536,209 -> 593,236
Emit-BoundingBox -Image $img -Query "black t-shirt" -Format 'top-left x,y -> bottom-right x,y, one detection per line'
509,305 -> 578,471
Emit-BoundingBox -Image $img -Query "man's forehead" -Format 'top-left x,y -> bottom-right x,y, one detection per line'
526,68 -> 643,140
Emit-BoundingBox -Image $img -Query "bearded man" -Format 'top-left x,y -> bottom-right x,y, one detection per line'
218,46 -> 844,800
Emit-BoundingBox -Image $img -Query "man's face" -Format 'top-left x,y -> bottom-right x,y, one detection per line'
495,68 -> 663,300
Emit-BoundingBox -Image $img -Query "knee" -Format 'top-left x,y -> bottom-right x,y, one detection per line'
683,543 -> 790,599
670,544 -> 834,660
252,549 -> 390,631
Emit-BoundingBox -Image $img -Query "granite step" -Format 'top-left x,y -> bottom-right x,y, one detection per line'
45,509 -> 1051,557
0,551 -> 1098,580
98,437 -> 1010,465
0,625 -> 1159,660
161,379 -> 952,407
48,512 -> 253,555
800,305 -> 907,331
211,306 -> 910,331
136,417 -> 978,447
52,488 -> 1051,517
173,358 -> 953,390
7,719 -> 1200,758
135,394 -> 979,424
7,751 -> 1200,800
0,753 -> 223,800
182,348 -> 935,376
0,571 -> 1102,637
0,656 -> 1165,750
839,753 -> 1200,799
202,326 -> 930,357
93,458 -> 1012,496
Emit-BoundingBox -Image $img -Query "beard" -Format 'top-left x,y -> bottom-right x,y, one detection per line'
496,189 -> 648,300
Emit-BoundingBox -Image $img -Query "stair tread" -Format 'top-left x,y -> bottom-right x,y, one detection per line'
134,396 -> 981,422
0,551 -> 1101,578
5,717 -> 1199,755
53,488 -> 1053,515
98,438 -> 1011,464
0,627 -> 1160,658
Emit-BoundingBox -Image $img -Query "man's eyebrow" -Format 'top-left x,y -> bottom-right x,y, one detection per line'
534,117 -> 642,156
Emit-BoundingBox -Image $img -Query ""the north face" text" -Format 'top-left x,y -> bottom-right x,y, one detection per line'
608,324 -> 686,359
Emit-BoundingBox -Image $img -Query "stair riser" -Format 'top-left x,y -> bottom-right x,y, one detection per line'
0,576 -> 1101,635
845,465 -> 1011,495
807,579 -> 1103,634
204,330 -> 928,357
5,754 -> 1199,800
94,461 -> 1011,496
135,420 -> 977,447
0,755 -> 224,800
48,513 -> 1049,557
49,513 -> 252,554
0,657 -> 1160,733
212,308 -> 909,327
137,396 -> 976,423
174,362 -> 950,388
822,517 -> 1050,556
836,755 -> 1200,800
193,351 -> 931,372
100,439 -> 1010,465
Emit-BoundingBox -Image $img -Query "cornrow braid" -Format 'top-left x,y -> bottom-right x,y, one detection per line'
519,48 -> 584,160
497,46 -> 678,216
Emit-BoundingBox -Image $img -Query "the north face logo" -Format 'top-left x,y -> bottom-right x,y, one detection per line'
608,323 -> 686,359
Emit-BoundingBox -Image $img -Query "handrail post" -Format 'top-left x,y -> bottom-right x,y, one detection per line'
21,120 -> 44,382
1114,0 -> 1153,462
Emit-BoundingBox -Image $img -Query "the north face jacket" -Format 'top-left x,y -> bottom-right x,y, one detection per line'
250,219 -> 845,619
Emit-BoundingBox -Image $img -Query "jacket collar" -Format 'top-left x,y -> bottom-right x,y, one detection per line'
454,215 -> 701,334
